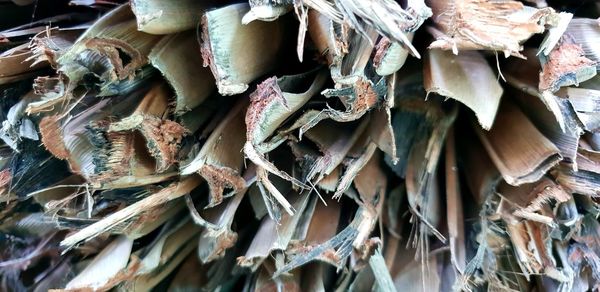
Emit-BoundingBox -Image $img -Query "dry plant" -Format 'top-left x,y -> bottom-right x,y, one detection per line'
0,0 -> 599,291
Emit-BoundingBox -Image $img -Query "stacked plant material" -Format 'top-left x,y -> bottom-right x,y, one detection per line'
1,0 -> 600,290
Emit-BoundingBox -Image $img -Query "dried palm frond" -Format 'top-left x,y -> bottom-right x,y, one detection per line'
1,1 -> 600,291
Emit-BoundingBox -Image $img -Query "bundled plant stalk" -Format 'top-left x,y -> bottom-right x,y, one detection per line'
1,0 -> 600,291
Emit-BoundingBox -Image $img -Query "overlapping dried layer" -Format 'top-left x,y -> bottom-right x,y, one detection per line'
0,0 -> 599,291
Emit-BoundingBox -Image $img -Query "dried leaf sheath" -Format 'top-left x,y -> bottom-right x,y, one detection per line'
31,5 -> 162,113
181,99 -> 248,207
244,69 -> 327,186
504,50 -> 582,164
201,3 -> 291,95
65,235 -> 134,290
149,31 -> 216,113
497,178 -> 570,225
61,176 -> 202,248
39,82 -> 182,188
445,126 -> 466,273
424,49 -> 503,130
238,193 -> 312,269
243,0 -> 293,24
60,5 -> 160,81
563,18 -> 600,65
374,35 -> 413,76
108,82 -> 188,173
476,100 -> 562,186
131,0 -> 219,34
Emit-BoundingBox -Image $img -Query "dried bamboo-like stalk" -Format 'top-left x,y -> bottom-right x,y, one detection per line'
27,28 -> 82,68
553,149 -> 600,196
563,86 -> 600,132
286,197 -> 341,266
39,82 -> 181,188
505,221 -> 556,279
303,118 -> 368,185
563,18 -> 600,65
516,88 -> 582,165
276,150 -> 387,275
306,9 -> 337,65
61,5 -> 160,78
